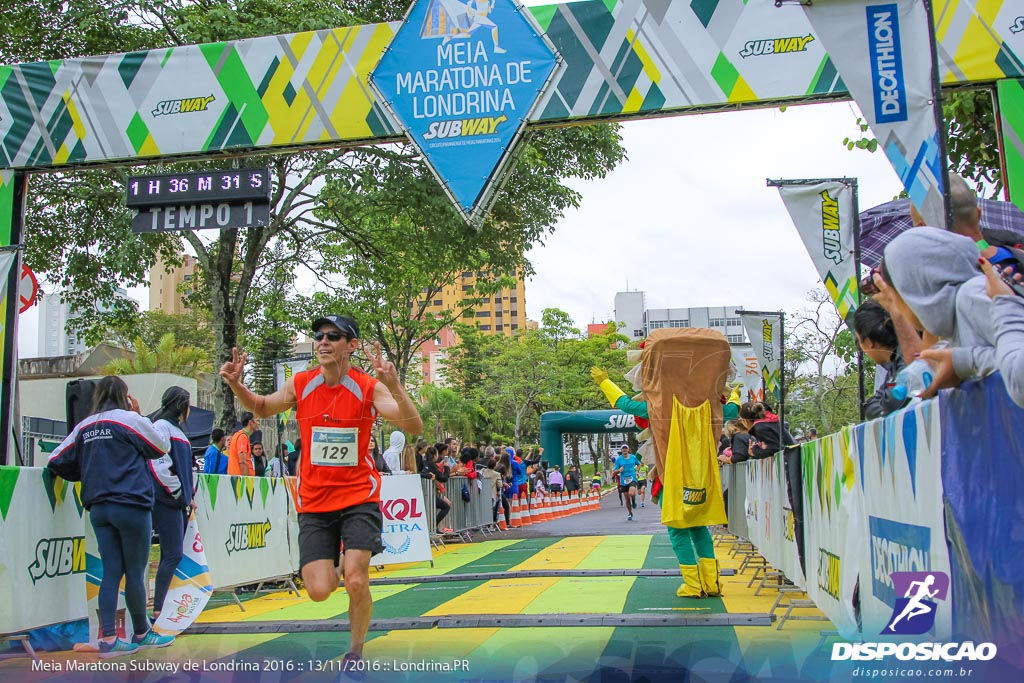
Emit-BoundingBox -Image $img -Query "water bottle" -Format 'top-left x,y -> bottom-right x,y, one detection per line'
891,359 -> 934,401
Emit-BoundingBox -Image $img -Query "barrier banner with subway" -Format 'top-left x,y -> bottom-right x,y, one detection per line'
0,467 -> 86,634
800,428 -> 862,637
192,473 -> 292,589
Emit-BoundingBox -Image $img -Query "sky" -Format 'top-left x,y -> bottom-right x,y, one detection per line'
522,101 -> 905,328
17,99 -> 905,357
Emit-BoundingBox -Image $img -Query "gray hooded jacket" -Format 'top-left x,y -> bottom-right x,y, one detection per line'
884,227 -> 998,382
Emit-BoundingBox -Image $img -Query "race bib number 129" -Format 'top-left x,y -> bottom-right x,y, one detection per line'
310,426 -> 359,467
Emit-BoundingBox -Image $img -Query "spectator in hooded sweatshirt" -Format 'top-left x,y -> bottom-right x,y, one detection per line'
47,376 -> 174,658
918,256 -> 1024,408
875,227 -> 999,395
382,431 -> 405,473
148,386 -> 195,629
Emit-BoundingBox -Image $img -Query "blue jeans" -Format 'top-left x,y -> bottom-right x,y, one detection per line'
152,500 -> 188,616
89,502 -> 152,638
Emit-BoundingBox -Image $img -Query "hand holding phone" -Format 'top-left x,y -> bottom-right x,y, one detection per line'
980,257 -> 1024,299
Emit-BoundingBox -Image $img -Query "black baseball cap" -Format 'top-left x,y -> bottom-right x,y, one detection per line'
311,314 -> 359,339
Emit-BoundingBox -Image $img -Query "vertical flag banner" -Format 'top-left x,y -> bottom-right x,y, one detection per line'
739,312 -> 782,402
998,79 -> 1024,212
803,0 -> 948,229
774,179 -> 860,322
730,345 -> 763,403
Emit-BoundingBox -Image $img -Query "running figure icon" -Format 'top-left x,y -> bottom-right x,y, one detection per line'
886,574 -> 939,633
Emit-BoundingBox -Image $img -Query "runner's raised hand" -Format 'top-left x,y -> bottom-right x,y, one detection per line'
219,347 -> 248,385
363,341 -> 399,387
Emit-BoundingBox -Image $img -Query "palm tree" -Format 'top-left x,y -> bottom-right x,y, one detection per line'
102,333 -> 209,379
417,384 -> 480,441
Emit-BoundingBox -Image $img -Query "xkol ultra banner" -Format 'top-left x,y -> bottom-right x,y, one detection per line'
802,1 -> 947,229
739,312 -> 782,402
775,179 -> 860,322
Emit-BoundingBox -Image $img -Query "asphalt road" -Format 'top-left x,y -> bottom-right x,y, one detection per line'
499,489 -> 664,538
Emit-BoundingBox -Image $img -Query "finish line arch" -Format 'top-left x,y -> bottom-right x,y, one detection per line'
0,0 -> 1020,461
539,410 -> 639,470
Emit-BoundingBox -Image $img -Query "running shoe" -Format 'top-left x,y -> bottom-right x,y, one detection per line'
627,514 -> 633,521
98,638 -> 139,659
640,502 -> 645,508
132,630 -> 175,649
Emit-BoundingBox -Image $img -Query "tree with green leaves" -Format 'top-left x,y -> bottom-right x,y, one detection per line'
782,289 -> 862,435
6,0 -> 626,435
417,384 -> 481,442
101,332 -> 208,378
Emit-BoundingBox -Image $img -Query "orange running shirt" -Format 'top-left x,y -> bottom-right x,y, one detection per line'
293,367 -> 379,514
226,429 -> 252,476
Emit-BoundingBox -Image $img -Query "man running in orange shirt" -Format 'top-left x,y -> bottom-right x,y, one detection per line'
219,314 -> 421,669
226,412 -> 258,476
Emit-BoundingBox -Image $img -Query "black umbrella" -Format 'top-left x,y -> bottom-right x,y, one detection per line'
859,197 -> 1024,269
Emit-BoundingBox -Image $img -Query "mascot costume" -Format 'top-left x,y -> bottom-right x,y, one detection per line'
593,328 -> 734,598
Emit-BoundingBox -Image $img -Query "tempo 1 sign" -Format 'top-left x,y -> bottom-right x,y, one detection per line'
127,167 -> 271,233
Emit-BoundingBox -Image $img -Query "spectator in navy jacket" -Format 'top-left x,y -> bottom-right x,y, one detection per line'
47,376 -> 174,657
149,386 -> 195,628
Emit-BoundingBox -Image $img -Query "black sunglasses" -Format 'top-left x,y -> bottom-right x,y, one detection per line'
314,330 -> 348,342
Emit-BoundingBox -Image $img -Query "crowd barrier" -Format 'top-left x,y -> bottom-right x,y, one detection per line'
722,373 -> 1023,655
0,472 -> 431,635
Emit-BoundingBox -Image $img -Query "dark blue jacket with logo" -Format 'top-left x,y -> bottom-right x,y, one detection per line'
150,419 -> 195,509
47,405 -> 170,510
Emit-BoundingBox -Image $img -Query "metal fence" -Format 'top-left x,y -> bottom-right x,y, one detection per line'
417,472 -> 500,541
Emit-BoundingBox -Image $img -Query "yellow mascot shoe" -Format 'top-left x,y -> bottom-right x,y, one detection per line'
676,565 -> 706,599
698,557 -> 722,596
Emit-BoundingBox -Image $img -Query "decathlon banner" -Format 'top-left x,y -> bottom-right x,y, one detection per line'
0,467 -> 86,633
774,179 -> 860,322
369,0 -> 560,221
372,474 -> 433,566
851,400 -> 950,638
730,345 -> 763,403
193,474 -> 292,589
152,514 -> 213,636
802,1 -> 948,230
738,312 -> 782,402
800,428 -> 863,637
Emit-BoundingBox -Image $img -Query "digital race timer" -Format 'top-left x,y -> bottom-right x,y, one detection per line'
126,168 -> 271,207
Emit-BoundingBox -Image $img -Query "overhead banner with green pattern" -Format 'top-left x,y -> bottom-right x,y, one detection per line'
0,0 -> 1020,170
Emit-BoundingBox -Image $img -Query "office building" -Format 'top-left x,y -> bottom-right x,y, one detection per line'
149,253 -> 200,315
614,291 -> 747,345
36,289 -> 132,358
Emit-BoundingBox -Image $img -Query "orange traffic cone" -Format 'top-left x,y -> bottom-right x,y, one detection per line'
509,495 -> 521,528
